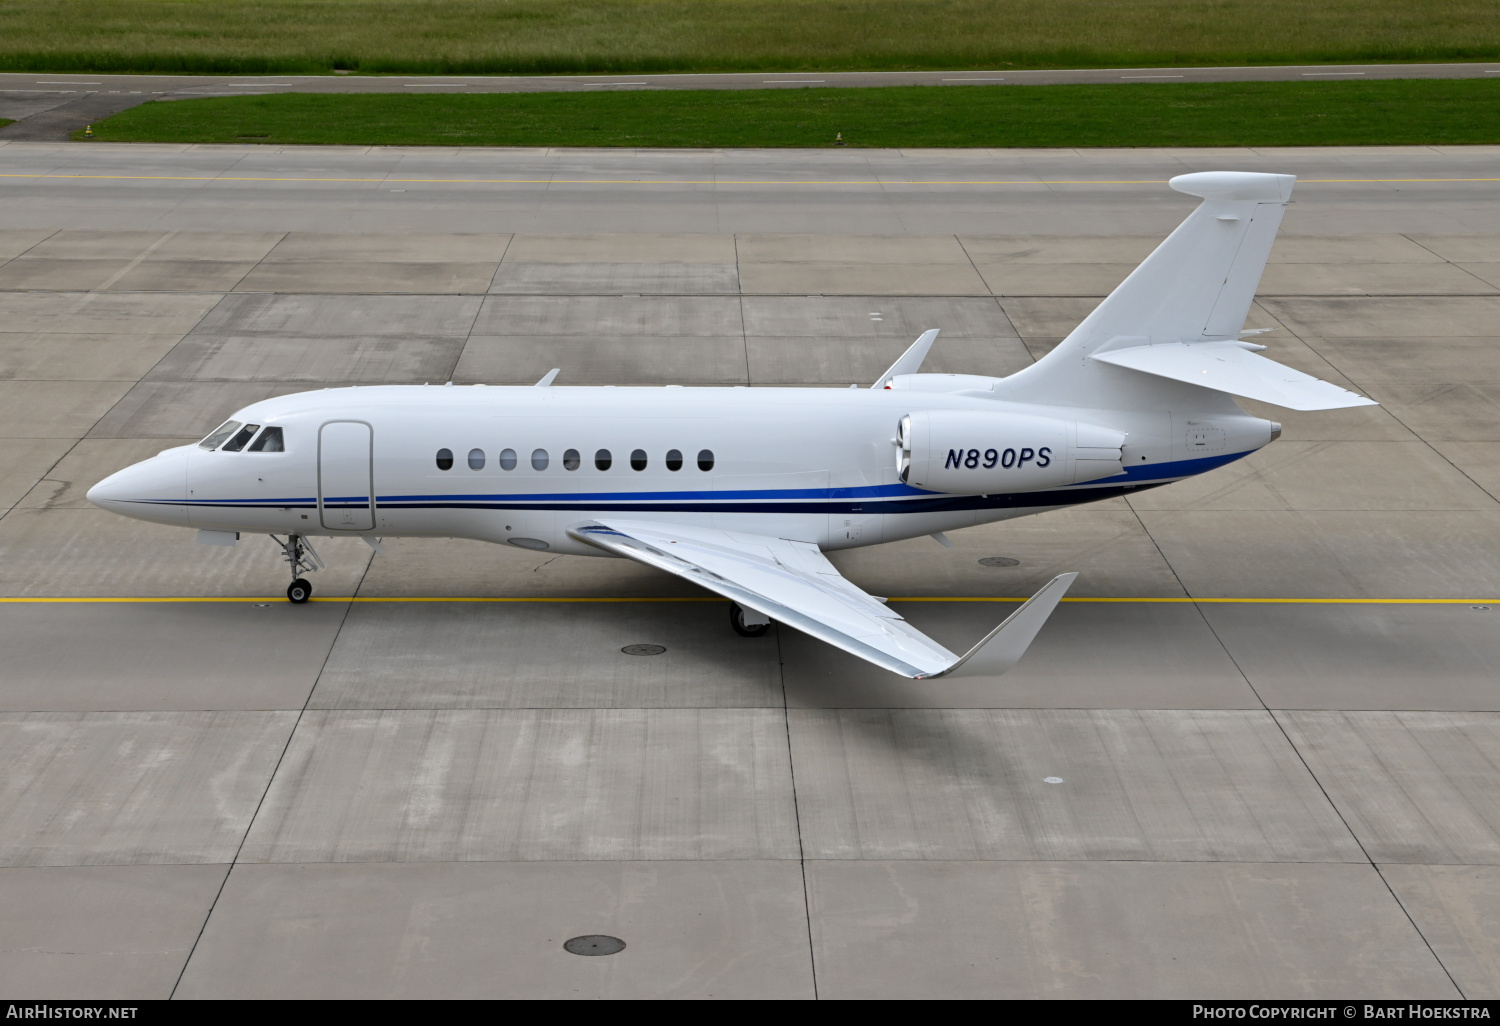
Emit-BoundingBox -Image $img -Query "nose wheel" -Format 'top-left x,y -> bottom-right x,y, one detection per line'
730,602 -> 771,637
271,534 -> 324,605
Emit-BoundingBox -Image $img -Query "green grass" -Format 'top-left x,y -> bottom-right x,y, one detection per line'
4,0 -> 1500,75
83,79 -> 1500,147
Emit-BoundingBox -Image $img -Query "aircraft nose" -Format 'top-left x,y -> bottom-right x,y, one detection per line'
87,449 -> 190,522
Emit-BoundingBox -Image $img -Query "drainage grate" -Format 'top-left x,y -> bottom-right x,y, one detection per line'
564,935 -> 626,956
621,644 -> 666,656
978,556 -> 1020,567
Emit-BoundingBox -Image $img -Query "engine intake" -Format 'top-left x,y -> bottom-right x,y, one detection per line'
898,411 -> 1125,493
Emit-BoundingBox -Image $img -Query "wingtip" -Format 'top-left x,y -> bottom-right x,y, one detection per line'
932,571 -> 1078,679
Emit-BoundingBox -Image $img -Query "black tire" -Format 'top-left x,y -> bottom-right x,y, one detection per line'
287,579 -> 312,604
730,602 -> 770,637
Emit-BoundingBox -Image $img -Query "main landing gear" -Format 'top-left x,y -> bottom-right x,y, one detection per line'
271,533 -> 324,605
730,601 -> 772,637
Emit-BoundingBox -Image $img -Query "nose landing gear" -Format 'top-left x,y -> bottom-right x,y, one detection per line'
271,534 -> 324,605
730,602 -> 772,637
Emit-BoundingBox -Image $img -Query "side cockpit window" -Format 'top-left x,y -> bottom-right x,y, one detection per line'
248,426 -> 284,452
220,424 -> 260,452
198,420 -> 241,450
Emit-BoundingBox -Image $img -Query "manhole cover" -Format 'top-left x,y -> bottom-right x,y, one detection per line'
978,556 -> 1020,568
564,935 -> 626,956
1474,606 -> 1491,611
621,644 -> 666,656
1044,777 -> 1065,784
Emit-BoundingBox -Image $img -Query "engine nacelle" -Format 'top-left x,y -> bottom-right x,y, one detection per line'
898,411 -> 1125,493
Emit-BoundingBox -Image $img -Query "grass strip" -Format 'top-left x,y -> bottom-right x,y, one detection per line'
85,79 -> 1500,147
4,0 -> 1499,75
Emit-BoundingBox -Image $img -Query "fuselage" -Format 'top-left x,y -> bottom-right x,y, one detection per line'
88,382 -> 1277,556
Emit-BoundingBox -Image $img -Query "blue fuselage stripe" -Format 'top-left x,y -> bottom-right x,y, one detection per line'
133,450 -> 1251,515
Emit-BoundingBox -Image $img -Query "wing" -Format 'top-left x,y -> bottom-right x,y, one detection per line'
568,518 -> 1075,679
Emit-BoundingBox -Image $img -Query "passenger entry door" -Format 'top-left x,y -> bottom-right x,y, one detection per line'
319,421 -> 374,530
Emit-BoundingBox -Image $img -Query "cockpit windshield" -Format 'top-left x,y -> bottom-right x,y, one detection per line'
220,424 -> 260,452
248,426 -> 284,452
198,420 -> 241,450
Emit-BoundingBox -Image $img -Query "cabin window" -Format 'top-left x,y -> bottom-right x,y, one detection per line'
595,449 -> 612,471
248,426 -> 284,452
665,449 -> 683,471
199,420 -> 241,450
531,448 -> 549,471
630,449 -> 647,471
697,449 -> 715,471
220,424 -> 260,452
499,448 -> 517,471
563,448 -> 581,471
468,448 -> 485,471
436,448 -> 454,470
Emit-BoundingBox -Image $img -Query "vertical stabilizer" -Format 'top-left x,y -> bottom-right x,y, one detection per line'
995,172 -> 1294,408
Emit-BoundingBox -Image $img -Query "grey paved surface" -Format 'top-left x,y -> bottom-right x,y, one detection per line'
0,143 -> 1497,998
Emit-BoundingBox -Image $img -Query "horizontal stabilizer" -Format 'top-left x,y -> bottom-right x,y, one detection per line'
1091,341 -> 1377,411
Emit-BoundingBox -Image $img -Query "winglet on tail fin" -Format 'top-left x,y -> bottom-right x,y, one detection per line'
926,572 -> 1077,679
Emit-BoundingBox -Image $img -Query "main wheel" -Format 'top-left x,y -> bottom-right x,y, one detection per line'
730,602 -> 771,637
287,579 -> 312,604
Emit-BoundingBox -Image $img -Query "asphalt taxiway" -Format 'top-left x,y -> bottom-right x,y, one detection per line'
0,143 -> 1497,998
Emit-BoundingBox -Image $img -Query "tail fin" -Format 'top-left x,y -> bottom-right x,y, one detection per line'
996,172 -> 1295,407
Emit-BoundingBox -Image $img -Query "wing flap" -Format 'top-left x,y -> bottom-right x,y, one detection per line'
1091,341 -> 1377,411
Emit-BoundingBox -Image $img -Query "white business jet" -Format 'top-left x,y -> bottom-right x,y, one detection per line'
88,172 -> 1373,679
